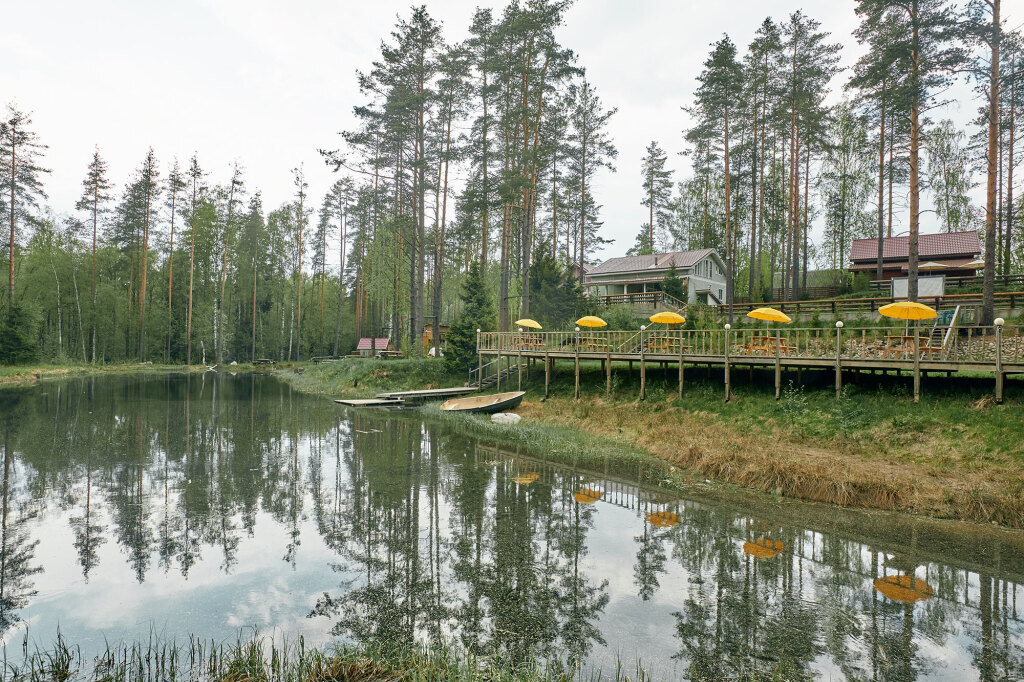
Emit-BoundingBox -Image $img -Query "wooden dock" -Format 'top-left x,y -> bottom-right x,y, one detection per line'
476,324 -> 1023,403
334,397 -> 404,408
375,386 -> 478,402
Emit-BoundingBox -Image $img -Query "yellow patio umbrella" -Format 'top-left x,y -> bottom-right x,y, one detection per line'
746,307 -> 792,323
878,301 -> 937,321
646,511 -> 681,528
649,311 -> 686,325
574,488 -> 603,504
515,318 -> 543,329
576,316 -> 607,328
873,574 -> 935,603
743,538 -> 785,560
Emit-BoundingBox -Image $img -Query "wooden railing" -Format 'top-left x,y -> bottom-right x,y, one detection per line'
478,325 -> 1024,366
869,274 -> 1024,291
727,291 -> 1024,317
596,291 -> 688,310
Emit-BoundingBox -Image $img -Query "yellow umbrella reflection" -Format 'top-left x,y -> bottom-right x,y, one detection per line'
646,511 -> 681,528
575,316 -> 607,328
743,538 -> 785,559
514,472 -> 539,485
874,574 -> 934,603
574,488 -> 603,504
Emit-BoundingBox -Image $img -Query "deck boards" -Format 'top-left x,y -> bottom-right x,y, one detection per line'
334,398 -> 404,407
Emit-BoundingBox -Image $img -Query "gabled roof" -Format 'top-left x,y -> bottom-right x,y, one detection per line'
356,337 -> 391,350
587,248 -> 719,276
849,230 -> 981,262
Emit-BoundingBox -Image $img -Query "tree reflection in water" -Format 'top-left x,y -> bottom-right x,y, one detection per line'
0,373 -> 1021,679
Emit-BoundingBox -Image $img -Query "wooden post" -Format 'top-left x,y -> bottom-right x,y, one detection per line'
606,345 -> 612,394
913,321 -> 921,404
517,345 -> 522,391
835,321 -> 843,398
774,336 -> 782,400
640,325 -> 647,400
724,324 -> 731,402
476,329 -> 482,389
545,350 -> 550,399
678,331 -> 684,399
497,350 -> 501,392
995,318 -> 1004,403
574,326 -> 580,400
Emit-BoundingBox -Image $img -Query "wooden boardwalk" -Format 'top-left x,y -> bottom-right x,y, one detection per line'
477,324 -> 1023,403
375,386 -> 477,401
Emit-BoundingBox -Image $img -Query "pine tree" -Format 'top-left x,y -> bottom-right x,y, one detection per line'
0,105 -> 49,307
639,141 -> 673,253
445,261 -> 494,373
75,147 -> 112,362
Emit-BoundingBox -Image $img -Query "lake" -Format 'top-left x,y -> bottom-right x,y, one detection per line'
0,372 -> 1021,680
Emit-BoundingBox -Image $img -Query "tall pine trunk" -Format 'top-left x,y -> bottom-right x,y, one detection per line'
981,0 -> 1000,324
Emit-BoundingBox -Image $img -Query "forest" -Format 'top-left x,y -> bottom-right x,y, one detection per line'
1,0 -> 1021,365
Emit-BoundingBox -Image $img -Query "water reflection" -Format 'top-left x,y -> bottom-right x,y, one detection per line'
0,374 -> 1021,679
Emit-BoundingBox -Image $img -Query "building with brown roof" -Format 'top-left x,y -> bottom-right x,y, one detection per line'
849,230 -> 983,281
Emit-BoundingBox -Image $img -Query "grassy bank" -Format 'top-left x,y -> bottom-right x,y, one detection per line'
287,357 -> 1024,528
7,634 -> 584,682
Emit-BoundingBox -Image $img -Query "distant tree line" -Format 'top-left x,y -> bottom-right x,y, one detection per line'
0,0 -> 1021,364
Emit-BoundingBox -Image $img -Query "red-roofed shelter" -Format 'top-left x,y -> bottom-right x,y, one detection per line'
849,230 -> 982,281
356,338 -> 392,357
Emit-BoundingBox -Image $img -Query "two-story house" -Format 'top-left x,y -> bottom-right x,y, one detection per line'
583,248 -> 728,306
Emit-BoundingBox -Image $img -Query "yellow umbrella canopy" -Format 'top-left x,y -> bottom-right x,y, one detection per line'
743,538 -> 785,559
746,307 -> 792,323
874,575 -> 935,603
576,316 -> 608,328
878,301 -> 938,321
649,311 -> 686,325
515,318 -> 543,329
646,511 -> 681,528
574,488 -> 603,504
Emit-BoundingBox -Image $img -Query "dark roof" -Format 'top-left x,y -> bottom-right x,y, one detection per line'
849,230 -> 981,262
588,248 -> 718,276
356,338 -> 391,350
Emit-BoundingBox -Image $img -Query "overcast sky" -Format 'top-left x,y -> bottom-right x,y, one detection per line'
2,0 -> 1004,263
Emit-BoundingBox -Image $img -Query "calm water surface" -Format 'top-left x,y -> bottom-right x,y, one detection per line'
0,373 -> 1021,680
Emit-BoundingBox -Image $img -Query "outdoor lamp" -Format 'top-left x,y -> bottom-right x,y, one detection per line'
836,321 -> 844,328
640,325 -> 646,331
995,318 -> 1005,326
724,323 -> 731,330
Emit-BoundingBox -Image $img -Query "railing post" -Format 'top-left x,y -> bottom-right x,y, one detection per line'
574,326 -> 581,400
476,329 -> 482,389
724,324 -> 731,403
497,349 -> 502,392
835,321 -> 844,398
640,325 -> 647,401
995,318 -> 1005,404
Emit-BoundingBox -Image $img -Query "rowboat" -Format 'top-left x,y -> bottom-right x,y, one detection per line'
439,391 -> 525,414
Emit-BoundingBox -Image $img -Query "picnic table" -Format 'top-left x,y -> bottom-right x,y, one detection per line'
511,336 -> 544,351
577,335 -> 610,352
743,335 -> 795,356
881,335 -> 938,359
646,335 -> 688,354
